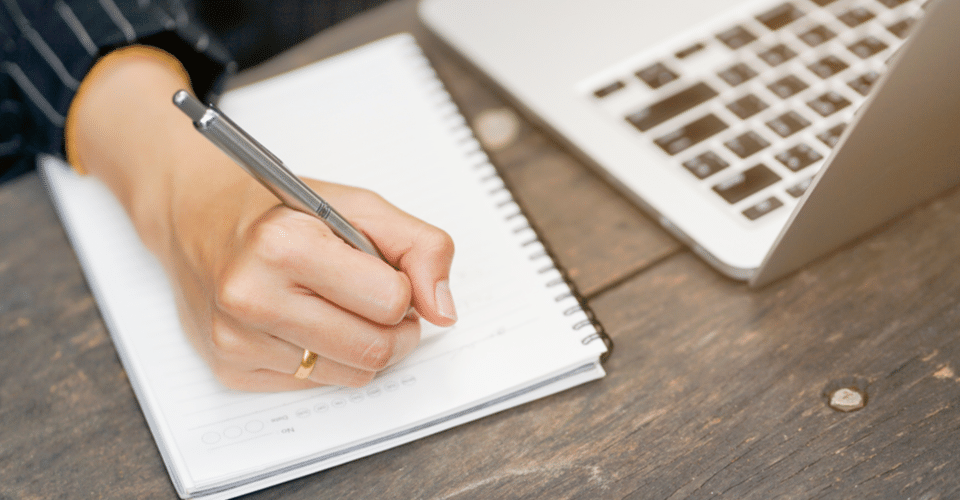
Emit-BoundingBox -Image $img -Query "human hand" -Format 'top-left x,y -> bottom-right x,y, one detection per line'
66,46 -> 456,391
168,171 -> 457,391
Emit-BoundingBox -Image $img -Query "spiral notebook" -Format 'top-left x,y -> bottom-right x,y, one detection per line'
39,34 -> 610,499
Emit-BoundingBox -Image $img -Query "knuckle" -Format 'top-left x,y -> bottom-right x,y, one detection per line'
215,273 -> 270,323
357,335 -> 395,371
208,320 -> 247,362
250,217 -> 306,270
354,188 -> 385,206
422,227 -> 455,257
207,358 -> 240,386
379,275 -> 412,324
215,271 -> 251,314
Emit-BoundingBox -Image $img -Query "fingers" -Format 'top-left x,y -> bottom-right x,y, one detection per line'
205,316 -> 420,391
218,213 -> 422,371
326,187 -> 458,326
242,186 -> 458,327
260,291 -> 422,371
394,225 -> 458,326
191,181 -> 457,393
217,274 -> 422,369
238,208 -> 413,325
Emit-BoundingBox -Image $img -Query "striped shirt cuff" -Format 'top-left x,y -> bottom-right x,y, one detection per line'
0,0 -> 232,176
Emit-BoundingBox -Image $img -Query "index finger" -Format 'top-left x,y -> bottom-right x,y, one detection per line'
305,182 -> 458,327
346,194 -> 457,327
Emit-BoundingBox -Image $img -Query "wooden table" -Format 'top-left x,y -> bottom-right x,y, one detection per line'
4,1 -> 960,498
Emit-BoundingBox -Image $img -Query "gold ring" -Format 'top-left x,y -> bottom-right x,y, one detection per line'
293,349 -> 319,379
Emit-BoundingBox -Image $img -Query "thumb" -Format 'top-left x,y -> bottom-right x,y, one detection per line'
393,224 -> 457,326
372,219 -> 457,327
311,182 -> 457,326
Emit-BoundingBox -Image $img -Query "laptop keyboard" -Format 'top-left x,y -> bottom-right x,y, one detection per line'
589,0 -> 927,222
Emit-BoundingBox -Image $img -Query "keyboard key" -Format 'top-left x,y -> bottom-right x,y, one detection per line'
713,164 -> 781,204
727,94 -> 769,119
683,151 -> 729,179
808,55 -> 849,78
756,3 -> 805,30
786,177 -> 814,197
725,131 -> 770,158
848,71 -> 880,95
877,0 -> 910,8
675,42 -> 706,59
654,114 -> 728,155
887,17 -> 915,38
636,62 -> 680,89
625,82 -> 719,132
594,81 -> 625,98
758,43 -> 797,66
767,110 -> 810,137
807,91 -> 852,117
798,24 -> 836,46
743,196 -> 784,220
849,36 -> 889,58
776,143 -> 823,171
838,7 -> 876,27
718,62 -> 758,86
717,25 -> 758,49
767,74 -> 808,98
817,123 -> 847,147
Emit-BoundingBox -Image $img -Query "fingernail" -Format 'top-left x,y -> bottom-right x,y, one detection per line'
434,279 -> 457,322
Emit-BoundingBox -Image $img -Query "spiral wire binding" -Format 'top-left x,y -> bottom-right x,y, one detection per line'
399,36 -> 613,364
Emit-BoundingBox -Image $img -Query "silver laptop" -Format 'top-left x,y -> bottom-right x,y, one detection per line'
419,0 -> 960,286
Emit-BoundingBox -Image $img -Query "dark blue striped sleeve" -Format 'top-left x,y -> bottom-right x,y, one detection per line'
0,0 -> 232,182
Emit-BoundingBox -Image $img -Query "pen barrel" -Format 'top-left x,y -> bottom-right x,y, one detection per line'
195,108 -> 385,260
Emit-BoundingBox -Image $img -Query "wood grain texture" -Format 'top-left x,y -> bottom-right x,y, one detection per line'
242,187 -> 960,500
4,0 -> 960,498
578,190 -> 960,500
0,174 -> 178,499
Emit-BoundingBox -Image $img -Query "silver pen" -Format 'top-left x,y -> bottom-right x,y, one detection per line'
172,90 -> 385,261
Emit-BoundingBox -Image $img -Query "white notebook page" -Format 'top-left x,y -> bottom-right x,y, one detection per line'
41,34 -> 607,499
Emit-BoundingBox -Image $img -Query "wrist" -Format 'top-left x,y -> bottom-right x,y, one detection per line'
65,46 -> 199,259
65,45 -> 191,175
